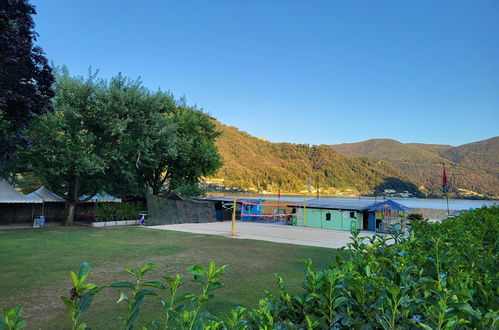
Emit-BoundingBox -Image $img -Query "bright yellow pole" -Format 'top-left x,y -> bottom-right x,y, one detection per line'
231,198 -> 237,236
303,198 -> 307,226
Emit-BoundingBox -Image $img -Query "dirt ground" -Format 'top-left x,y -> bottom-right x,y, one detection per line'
149,221 -> 376,249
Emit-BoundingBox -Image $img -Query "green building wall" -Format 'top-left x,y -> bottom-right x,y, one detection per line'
295,208 -> 362,231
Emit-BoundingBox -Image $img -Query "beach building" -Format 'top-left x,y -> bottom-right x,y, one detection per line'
293,199 -> 410,232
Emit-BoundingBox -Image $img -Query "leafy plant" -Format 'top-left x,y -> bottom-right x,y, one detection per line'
110,263 -> 163,330
0,304 -> 25,330
60,262 -> 101,330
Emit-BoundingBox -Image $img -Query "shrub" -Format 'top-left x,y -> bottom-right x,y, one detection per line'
407,213 -> 424,221
94,202 -> 143,222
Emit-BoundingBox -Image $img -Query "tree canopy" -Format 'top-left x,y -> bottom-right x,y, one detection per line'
17,68 -> 222,224
0,0 -> 54,167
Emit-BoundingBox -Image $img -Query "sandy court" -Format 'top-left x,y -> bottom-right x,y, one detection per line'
149,221 -> 377,249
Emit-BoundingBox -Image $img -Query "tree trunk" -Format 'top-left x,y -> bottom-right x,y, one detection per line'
63,200 -> 77,226
63,176 -> 80,225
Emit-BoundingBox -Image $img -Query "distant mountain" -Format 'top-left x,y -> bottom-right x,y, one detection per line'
209,122 -> 422,196
331,137 -> 499,197
440,137 -> 499,173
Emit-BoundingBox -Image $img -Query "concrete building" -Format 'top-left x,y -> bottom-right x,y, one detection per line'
293,199 -> 410,232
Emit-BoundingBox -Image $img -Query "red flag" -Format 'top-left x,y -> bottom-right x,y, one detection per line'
442,167 -> 448,193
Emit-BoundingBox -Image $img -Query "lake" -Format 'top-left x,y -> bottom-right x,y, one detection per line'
211,193 -> 497,210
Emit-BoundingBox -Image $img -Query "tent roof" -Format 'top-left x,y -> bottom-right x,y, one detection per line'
366,200 -> 411,212
294,198 -> 410,212
294,198 -> 375,211
27,186 -> 65,202
85,193 -> 121,203
0,180 -> 42,203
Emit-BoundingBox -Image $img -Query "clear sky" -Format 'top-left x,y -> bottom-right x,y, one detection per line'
32,0 -> 498,146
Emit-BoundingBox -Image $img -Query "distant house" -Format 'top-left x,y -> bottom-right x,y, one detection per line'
293,199 -> 410,232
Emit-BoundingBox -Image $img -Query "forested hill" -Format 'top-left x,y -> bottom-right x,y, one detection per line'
331,137 -> 499,197
208,122 -> 421,196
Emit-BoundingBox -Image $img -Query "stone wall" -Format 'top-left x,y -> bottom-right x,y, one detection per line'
409,208 -> 456,221
146,195 -> 217,226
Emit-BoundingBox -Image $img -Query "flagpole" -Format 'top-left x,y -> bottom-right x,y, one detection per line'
443,164 -> 450,216
446,193 -> 450,216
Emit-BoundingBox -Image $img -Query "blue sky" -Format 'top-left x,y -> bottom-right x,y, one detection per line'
32,0 -> 498,146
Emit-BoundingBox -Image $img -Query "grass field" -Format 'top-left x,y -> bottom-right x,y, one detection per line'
0,226 -> 337,329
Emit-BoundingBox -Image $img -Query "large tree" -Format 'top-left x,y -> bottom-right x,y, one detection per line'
20,68 -> 130,225
107,81 -> 178,196
20,68 -> 222,224
0,0 -> 54,167
164,108 -> 222,195
112,93 -> 222,196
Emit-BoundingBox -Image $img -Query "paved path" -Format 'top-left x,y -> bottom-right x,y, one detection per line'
149,221 -> 376,249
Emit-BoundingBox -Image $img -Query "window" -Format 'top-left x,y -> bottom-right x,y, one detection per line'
350,211 -> 355,218
326,213 -> 331,221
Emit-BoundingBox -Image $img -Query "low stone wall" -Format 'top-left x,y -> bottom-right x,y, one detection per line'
146,195 -> 217,226
409,207 -> 459,221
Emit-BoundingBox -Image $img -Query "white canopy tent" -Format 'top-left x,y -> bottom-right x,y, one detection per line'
27,186 -> 64,202
0,180 -> 42,224
27,186 -> 64,218
0,180 -> 42,203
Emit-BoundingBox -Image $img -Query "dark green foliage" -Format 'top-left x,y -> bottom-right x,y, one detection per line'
107,85 -> 178,197
165,109 -> 222,196
94,202 -> 143,222
0,0 -> 55,168
14,68 -> 221,223
407,213 -> 424,221
17,67 -> 127,224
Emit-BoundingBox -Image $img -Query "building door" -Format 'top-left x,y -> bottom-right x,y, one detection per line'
363,212 -> 369,230
368,212 -> 376,231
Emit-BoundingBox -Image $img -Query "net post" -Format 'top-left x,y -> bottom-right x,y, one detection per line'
232,198 -> 237,236
304,198 -> 307,226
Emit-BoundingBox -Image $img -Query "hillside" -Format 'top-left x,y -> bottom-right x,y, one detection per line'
209,122 -> 421,196
331,137 -> 499,197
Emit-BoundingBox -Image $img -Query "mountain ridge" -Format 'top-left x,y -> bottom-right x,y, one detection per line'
207,118 -> 497,197
331,137 -> 499,197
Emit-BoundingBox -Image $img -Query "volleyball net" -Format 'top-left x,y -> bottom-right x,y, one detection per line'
239,200 -> 301,224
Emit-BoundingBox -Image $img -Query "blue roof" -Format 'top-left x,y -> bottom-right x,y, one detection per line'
80,193 -> 121,202
366,200 -> 411,212
294,198 -> 410,212
27,186 -> 64,202
195,196 -> 261,203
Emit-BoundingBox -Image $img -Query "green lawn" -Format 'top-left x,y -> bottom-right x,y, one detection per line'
0,226 -> 337,329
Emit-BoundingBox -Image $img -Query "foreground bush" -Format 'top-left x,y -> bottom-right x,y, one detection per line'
1,207 -> 498,329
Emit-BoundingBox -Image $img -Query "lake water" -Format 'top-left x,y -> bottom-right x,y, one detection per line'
212,193 -> 497,210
